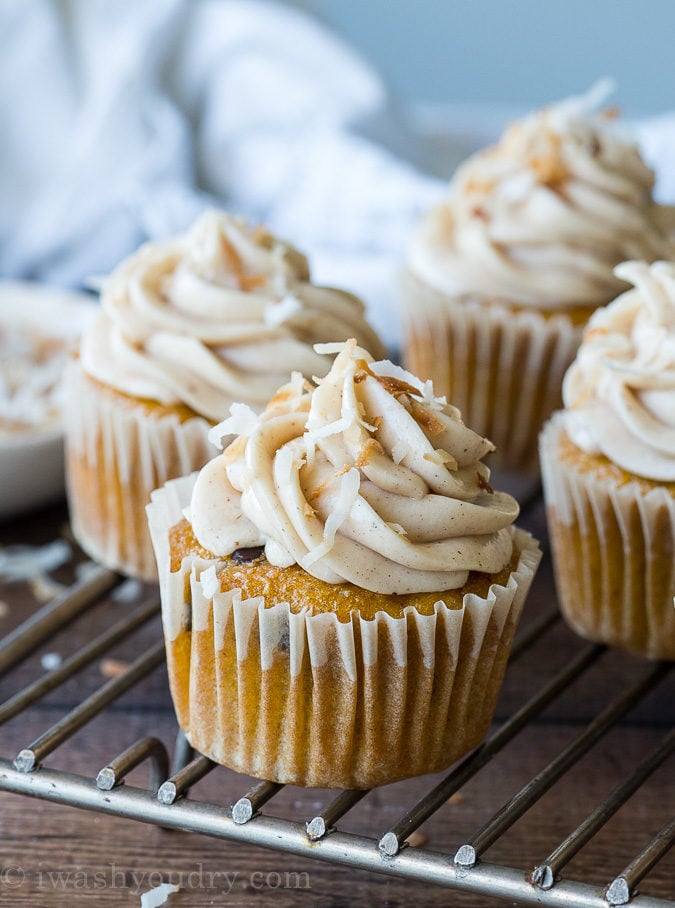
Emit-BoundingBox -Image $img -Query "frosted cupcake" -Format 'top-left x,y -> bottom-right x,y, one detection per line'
541,260 -> 675,660
65,211 -> 384,581
148,339 -> 541,788
402,83 -> 674,473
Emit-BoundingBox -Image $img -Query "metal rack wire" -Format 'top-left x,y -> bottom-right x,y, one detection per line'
0,526 -> 673,907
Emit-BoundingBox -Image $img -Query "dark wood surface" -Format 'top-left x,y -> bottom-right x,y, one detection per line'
0,498 -> 673,907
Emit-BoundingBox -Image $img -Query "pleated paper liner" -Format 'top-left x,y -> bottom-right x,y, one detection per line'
540,412 -> 675,660
64,361 -> 216,581
400,267 -> 587,475
148,474 -> 541,789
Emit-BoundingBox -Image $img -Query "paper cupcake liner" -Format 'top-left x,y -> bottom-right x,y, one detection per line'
400,268 -> 585,475
540,413 -> 675,660
65,361 -> 216,581
147,475 -> 541,788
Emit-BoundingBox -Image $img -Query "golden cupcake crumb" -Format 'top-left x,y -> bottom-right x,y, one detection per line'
170,518 -> 519,622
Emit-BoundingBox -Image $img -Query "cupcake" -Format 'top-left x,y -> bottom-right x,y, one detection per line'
541,260 -> 675,660
402,82 -> 675,474
65,211 -> 384,581
147,339 -> 541,788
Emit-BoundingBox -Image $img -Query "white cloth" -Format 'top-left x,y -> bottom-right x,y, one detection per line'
2,1 -> 675,350
0,0 -> 441,349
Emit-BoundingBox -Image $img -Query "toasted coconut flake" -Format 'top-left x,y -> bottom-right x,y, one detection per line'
308,465 -> 351,502
238,273 -> 267,292
356,437 -> 385,468
423,449 -> 458,470
409,399 -> 446,437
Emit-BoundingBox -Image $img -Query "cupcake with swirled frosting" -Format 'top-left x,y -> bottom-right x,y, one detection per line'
65,211 -> 384,581
147,339 -> 540,787
540,260 -> 675,659
402,82 -> 675,474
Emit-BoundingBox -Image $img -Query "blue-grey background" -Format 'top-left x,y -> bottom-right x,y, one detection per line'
309,0 -> 673,116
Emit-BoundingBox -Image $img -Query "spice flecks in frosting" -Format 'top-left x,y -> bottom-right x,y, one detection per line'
563,260 -> 675,480
190,340 -> 519,594
408,82 -> 675,309
80,211 -> 384,420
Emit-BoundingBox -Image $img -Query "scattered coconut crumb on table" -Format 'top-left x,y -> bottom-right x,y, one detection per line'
0,540 -> 71,582
40,652 -> 62,671
100,658 -> 130,679
111,578 -> 143,603
139,882 -> 180,908
30,573 -> 67,603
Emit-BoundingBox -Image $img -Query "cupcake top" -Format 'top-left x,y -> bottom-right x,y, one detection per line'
563,260 -> 675,481
187,339 -> 519,595
80,211 -> 384,421
408,82 -> 674,310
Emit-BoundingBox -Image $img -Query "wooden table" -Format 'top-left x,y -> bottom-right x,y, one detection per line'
0,498 -> 673,907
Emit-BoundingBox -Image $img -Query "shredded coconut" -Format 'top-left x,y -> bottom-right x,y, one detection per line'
313,341 -> 350,355
264,293 -> 302,327
305,414 -> 352,441
208,402 -> 258,448
420,379 -> 450,412
303,468 -> 360,567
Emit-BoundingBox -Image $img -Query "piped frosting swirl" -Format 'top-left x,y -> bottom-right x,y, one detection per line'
188,340 -> 519,594
408,82 -> 675,310
81,211 -> 384,420
563,260 -> 675,481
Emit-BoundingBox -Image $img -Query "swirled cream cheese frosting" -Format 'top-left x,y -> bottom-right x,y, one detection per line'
81,211 -> 384,420
408,82 -> 675,310
188,339 -> 520,594
563,260 -> 675,481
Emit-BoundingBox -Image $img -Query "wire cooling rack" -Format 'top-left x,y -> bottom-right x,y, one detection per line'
0,502 -> 673,907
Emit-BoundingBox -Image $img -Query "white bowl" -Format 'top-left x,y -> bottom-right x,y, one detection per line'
0,282 -> 96,520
